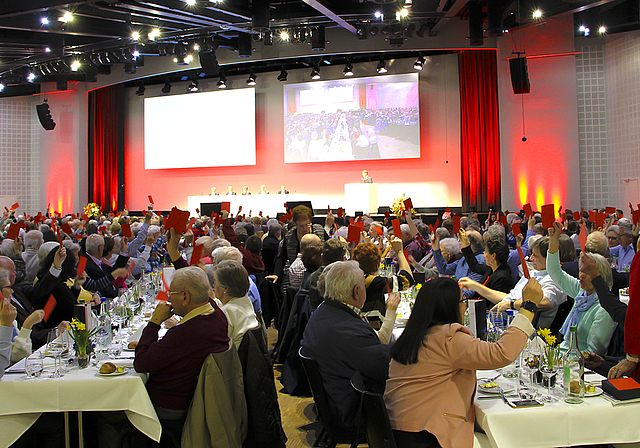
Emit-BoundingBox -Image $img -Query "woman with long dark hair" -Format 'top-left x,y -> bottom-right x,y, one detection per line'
384,277 -> 542,448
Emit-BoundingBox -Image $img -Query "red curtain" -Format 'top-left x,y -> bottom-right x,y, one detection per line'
460,50 -> 501,211
88,86 -> 124,213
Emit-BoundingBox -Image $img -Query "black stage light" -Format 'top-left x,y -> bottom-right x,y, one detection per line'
310,66 -> 321,80
217,73 -> 227,89
376,58 -> 387,74
188,79 -> 199,92
277,69 -> 288,82
161,81 -> 172,93
343,62 -> 354,77
246,72 -> 256,86
413,55 -> 425,70
135,85 -> 145,96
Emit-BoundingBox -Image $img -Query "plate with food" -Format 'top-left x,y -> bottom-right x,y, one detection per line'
585,383 -> 603,397
477,381 -> 514,395
96,362 -> 127,377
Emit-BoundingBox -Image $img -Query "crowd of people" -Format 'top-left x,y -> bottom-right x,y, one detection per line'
0,200 -> 638,447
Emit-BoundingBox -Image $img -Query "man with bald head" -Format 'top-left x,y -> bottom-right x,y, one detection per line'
83,234 -> 130,298
288,233 -> 322,290
134,266 -> 230,419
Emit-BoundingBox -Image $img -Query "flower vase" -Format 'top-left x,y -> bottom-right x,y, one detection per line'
76,351 -> 89,369
542,371 -> 557,388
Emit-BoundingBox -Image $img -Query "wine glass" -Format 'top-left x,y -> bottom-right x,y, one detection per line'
518,341 -> 540,400
46,328 -> 68,378
25,353 -> 44,378
540,357 -> 560,403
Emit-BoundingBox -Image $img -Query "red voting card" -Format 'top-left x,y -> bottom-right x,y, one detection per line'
155,291 -> 168,302
279,215 -> 286,223
596,212 -> 607,229
605,206 -> 616,214
428,224 -> 434,233
190,243 -> 204,266
77,256 -> 88,276
523,203 -> 533,219
355,216 -> 362,223
10,203 -> 19,211
541,204 -> 555,229
6,223 -> 20,240
347,225 -> 360,244
589,210 -> 596,223
337,207 -> 344,218
434,218 -> 440,229
573,211 -> 581,221
3,206 -> 8,213
221,202 -> 231,213
392,219 -> 402,239
121,222 -> 132,238
43,294 -> 57,323
238,206 -> 243,213
328,205 -> 331,214
453,216 -> 461,234
195,208 -> 200,215
579,225 -> 588,252
403,198 -> 413,212
633,210 -> 640,225
148,195 -> 154,204
517,247 -> 530,279
355,221 -> 364,231
61,223 -> 72,235
375,226 -> 383,236
214,215 -> 222,226
499,214 -> 508,225
165,207 -> 190,234
259,211 -> 263,217
57,227 -> 63,245
384,211 -> 390,219
511,223 -> 522,236
188,217 -> 196,229
349,217 -> 355,226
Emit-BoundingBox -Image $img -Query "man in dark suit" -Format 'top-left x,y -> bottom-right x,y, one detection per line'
278,185 -> 289,194
0,251 -> 66,349
83,234 -> 130,298
226,186 -> 237,195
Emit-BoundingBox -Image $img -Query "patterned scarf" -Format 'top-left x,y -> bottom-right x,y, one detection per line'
559,290 -> 598,338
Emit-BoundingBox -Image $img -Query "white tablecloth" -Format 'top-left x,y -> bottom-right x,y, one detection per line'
0,361 -> 161,446
475,370 -> 640,448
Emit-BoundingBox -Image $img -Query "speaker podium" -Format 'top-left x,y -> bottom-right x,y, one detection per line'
344,183 -> 378,215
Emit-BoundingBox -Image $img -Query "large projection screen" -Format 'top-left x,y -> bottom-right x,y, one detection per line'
144,88 -> 256,169
283,73 -> 419,163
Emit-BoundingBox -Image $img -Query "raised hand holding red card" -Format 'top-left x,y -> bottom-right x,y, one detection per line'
541,204 -> 555,229
347,225 -> 360,244
165,207 -> 190,234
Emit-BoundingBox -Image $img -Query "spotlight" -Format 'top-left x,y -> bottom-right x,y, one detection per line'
193,43 -> 200,51
27,73 -> 36,83
217,74 -> 227,89
70,60 -> 80,72
280,30 -> 290,41
532,9 -> 542,19
41,17 -> 49,25
400,8 -> 409,17
133,50 -> 140,58
413,55 -> 425,70
599,26 -> 606,34
343,62 -> 354,77
0,83 -> 4,92
246,72 -> 256,86
376,58 -> 387,74
584,27 -> 590,36
161,81 -> 172,93
132,31 -> 140,41
186,0 -> 196,4
369,26 -> 379,36
579,25 -> 586,32
149,28 -> 160,40
277,69 -> 288,82
188,79 -> 199,92
135,85 -> 145,96
59,11 -> 73,23
45,47 -> 51,53
310,66 -> 321,80
374,11 -> 382,19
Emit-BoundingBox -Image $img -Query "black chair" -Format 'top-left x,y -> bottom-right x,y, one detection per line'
350,371 -> 397,448
298,348 -> 366,448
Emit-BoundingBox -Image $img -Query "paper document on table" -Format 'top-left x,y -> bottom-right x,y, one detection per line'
602,392 -> 640,406
6,358 -> 26,373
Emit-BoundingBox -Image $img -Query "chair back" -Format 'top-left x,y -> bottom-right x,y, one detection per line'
299,347 -> 336,430
350,371 -> 397,448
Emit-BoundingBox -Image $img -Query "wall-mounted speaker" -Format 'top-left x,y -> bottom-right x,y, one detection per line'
36,101 -> 56,131
509,57 -> 530,94
199,52 -> 220,76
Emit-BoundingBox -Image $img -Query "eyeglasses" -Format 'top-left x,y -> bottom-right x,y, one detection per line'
168,291 -> 185,299
459,298 -> 468,306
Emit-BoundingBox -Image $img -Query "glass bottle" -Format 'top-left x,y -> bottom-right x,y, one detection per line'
563,326 -> 584,404
97,298 -> 112,346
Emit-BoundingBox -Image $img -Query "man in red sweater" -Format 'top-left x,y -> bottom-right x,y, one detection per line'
134,266 -> 230,420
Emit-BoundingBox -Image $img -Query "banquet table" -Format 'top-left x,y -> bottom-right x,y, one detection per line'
475,369 -> 640,448
0,357 -> 162,447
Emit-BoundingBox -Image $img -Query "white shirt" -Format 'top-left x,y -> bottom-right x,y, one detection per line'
215,296 -> 260,349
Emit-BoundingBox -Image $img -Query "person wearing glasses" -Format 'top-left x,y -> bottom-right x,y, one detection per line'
384,277 -> 543,448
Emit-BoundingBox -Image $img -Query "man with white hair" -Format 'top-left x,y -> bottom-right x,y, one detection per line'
610,219 -> 636,272
83,234 -> 130,298
22,230 -> 44,283
301,260 -> 390,433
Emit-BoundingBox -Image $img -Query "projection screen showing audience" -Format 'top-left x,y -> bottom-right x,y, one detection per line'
283,73 -> 420,163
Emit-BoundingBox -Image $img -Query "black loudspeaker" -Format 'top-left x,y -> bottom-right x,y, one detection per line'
199,52 -> 220,76
509,57 -> 530,94
36,102 -> 56,131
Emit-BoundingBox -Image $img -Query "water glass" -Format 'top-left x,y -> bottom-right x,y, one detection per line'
108,343 -> 122,359
25,353 -> 44,378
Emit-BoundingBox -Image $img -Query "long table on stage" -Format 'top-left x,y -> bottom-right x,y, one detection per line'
187,194 -> 309,217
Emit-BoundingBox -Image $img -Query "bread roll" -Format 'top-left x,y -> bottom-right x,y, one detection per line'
128,341 -> 138,350
100,362 -> 117,374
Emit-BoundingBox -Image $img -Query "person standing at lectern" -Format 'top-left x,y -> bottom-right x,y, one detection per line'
210,187 -> 219,196
278,185 -> 289,194
361,170 -> 373,183
242,186 -> 251,195
226,186 -> 236,195
260,185 -> 269,195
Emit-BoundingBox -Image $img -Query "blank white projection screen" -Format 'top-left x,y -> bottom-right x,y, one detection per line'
144,88 -> 256,169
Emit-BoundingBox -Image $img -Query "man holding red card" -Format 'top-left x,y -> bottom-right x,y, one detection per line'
82,234 -> 131,298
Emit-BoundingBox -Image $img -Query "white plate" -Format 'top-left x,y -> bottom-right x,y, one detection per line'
96,370 -> 128,377
585,386 -> 604,397
477,384 -> 515,395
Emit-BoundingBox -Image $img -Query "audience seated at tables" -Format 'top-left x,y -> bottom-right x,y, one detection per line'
610,219 -> 636,272
221,210 -> 266,275
82,234 -> 130,298
301,260 -> 391,433
211,260 -> 261,349
134,266 -> 230,421
22,230 -> 43,284
459,228 -> 513,297
546,222 -> 617,355
288,233 -> 321,290
308,238 -> 348,311
483,223 -> 526,284
384,277 -> 541,448
460,236 -> 567,329
261,220 -> 282,274
433,229 -> 486,297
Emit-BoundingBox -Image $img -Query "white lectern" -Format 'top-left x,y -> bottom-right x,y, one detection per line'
344,183 -> 378,215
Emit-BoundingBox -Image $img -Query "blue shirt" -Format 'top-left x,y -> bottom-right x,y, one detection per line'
610,244 -> 635,272
433,249 -> 485,297
247,276 -> 262,313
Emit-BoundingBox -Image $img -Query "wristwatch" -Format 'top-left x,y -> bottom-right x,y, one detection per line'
510,299 -> 516,310
626,354 -> 640,363
520,301 -> 538,313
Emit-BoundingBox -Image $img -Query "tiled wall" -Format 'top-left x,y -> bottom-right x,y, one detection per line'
575,40 -> 609,208
604,31 -> 640,205
0,97 -> 40,215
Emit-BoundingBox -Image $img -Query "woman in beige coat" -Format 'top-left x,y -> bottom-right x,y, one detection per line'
384,277 -> 542,448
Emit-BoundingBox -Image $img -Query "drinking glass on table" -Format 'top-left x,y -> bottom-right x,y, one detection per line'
518,341 -> 540,400
46,328 -> 69,378
539,358 -> 560,403
25,353 -> 44,378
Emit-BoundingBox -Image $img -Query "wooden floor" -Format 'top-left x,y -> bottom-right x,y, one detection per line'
269,328 -> 362,448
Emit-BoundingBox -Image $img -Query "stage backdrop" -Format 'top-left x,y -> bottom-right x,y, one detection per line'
123,54 -> 463,213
